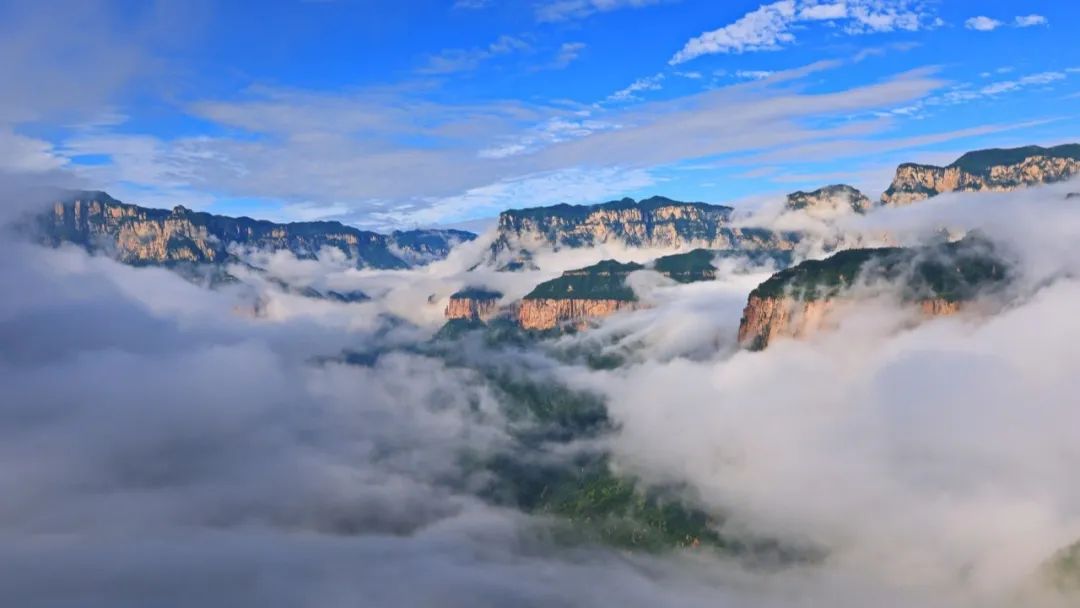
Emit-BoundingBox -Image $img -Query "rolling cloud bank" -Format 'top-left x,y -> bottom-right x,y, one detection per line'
3,169 -> 1080,607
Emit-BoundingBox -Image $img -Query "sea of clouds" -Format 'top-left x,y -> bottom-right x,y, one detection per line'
2,180 -> 1080,607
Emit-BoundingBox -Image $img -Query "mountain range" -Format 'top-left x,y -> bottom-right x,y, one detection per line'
22,143 -> 1079,338
35,190 -> 476,270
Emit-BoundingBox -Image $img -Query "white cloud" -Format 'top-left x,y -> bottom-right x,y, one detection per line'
477,115 -> 619,159
980,71 -> 1065,96
798,2 -> 846,20
966,14 -> 1048,32
886,70 -> 1072,118
56,63 -> 946,227
670,0 -> 797,64
1015,14 -> 1048,27
606,73 -> 666,102
550,42 -> 587,69
735,70 -> 775,80
0,128 -> 66,173
965,16 -> 1002,31
535,0 -> 666,22
418,35 -> 531,74
376,166 -> 658,226
671,0 -> 939,64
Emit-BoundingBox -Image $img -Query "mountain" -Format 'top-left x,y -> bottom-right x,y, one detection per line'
450,250 -> 795,333
785,184 -> 874,218
881,144 -> 1080,205
737,236 -> 1009,350
34,190 -> 476,270
445,287 -> 503,322
389,228 -> 477,265
516,260 -> 644,330
489,195 -> 802,269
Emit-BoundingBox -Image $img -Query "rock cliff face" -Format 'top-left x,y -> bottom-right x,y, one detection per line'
515,298 -> 641,331
737,295 -> 961,349
445,288 -> 503,321
881,144 -> 1080,205
35,191 -> 475,269
514,259 -> 643,330
785,184 -> 874,218
489,196 -> 801,268
737,237 -> 1008,349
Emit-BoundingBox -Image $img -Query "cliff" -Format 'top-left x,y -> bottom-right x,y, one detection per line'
651,249 -> 719,283
34,191 -> 475,269
737,237 -> 1008,349
489,196 -> 802,268
445,288 -> 503,321
785,184 -> 874,218
515,260 -> 643,330
882,144 -> 1080,205
516,298 -> 641,331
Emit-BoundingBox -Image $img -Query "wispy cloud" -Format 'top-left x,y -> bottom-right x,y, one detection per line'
670,0 -> 940,65
735,70 -> 774,80
886,71 -> 1071,118
535,0 -> 667,22
964,16 -> 1001,32
549,42 -> 587,69
477,115 -> 619,159
966,14 -> 1049,32
1015,14 -> 1048,27
606,73 -> 665,102
418,35 -> 531,74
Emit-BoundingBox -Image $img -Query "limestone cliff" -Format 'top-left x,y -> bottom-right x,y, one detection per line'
515,298 -> 642,331
445,288 -> 503,321
489,196 -> 801,268
882,144 -> 1080,205
737,295 -> 961,350
737,237 -> 1008,349
785,184 -> 874,218
35,191 -> 475,269
513,260 -> 643,330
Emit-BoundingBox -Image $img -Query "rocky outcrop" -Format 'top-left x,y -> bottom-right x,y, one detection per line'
737,295 -> 961,350
511,260 -> 644,330
445,288 -> 502,321
785,184 -> 874,218
737,296 -> 837,350
34,191 -> 475,269
488,196 -> 801,268
651,249 -> 719,283
390,229 -> 476,265
882,144 -> 1080,205
737,237 -> 1008,349
515,298 -> 641,331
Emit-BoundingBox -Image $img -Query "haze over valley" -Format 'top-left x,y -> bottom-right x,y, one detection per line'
3,1 -> 1080,606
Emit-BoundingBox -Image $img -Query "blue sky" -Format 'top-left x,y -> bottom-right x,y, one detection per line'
2,0 -> 1079,230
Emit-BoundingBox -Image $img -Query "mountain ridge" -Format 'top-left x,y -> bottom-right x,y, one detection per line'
33,190 -> 476,270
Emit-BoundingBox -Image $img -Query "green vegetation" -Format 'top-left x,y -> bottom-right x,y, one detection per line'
652,249 -> 717,283
486,453 -> 731,551
949,143 -> 1080,174
502,196 -> 731,223
450,287 -> 503,300
524,259 -> 644,301
475,371 -> 733,551
1046,541 -> 1080,592
750,237 -> 1009,302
